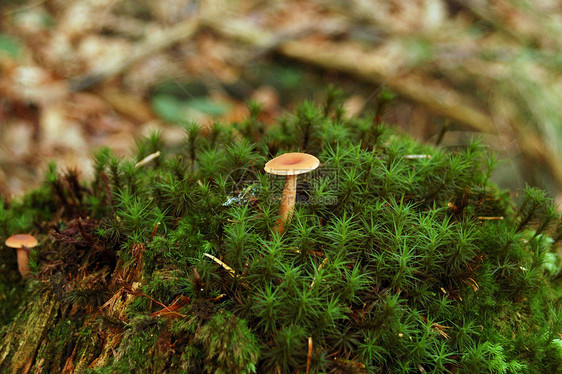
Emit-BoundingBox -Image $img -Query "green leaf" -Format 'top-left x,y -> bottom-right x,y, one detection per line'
151,94 -> 229,124
185,97 -> 229,117
0,33 -> 21,58
151,94 -> 188,124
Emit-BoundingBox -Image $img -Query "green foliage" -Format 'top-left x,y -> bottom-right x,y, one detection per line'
1,95 -> 561,373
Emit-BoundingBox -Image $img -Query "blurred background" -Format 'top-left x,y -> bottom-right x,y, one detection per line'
0,0 -> 560,203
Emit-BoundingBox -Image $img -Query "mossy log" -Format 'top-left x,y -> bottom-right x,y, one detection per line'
0,290 -> 59,374
0,99 -> 561,373
0,255 -> 143,373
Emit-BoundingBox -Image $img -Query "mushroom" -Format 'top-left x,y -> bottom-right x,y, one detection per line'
264,152 -> 319,233
5,234 -> 38,279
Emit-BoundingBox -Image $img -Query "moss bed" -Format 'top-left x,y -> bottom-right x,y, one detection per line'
0,93 -> 561,373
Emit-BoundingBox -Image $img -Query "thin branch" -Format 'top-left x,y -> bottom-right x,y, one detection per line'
203,16 -> 496,134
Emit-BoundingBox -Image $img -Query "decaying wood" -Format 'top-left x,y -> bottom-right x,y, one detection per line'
0,290 -> 59,374
0,242 -> 152,373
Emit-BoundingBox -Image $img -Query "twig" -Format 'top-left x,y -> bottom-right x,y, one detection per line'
306,337 -> 313,374
135,151 -> 161,168
432,322 -> 451,339
122,288 -> 171,312
203,16 -> 496,135
3,0 -> 47,15
203,253 -> 250,289
461,277 -> 479,292
150,295 -> 190,318
403,155 -> 431,159
310,257 -> 328,289
150,222 -> 160,239
204,253 -> 236,277
281,40 -> 496,134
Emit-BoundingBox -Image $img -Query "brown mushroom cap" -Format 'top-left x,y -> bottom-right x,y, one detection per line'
264,152 -> 320,176
5,234 -> 38,249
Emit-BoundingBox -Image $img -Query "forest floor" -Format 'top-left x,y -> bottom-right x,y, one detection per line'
0,0 -> 561,203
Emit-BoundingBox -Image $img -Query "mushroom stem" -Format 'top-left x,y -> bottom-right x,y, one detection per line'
275,174 -> 298,233
16,246 -> 31,279
265,152 -> 319,234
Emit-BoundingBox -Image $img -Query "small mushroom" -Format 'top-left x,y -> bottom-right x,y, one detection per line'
264,152 -> 319,233
5,234 -> 38,279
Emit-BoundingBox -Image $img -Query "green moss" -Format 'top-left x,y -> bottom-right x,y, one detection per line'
195,310 -> 260,373
0,95 -> 561,373
108,315 -> 168,373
